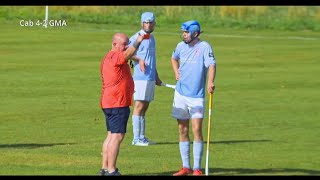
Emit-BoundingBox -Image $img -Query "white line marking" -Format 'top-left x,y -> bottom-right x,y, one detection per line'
78,27 -> 319,41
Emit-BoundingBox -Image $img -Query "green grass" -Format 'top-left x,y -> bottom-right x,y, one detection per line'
0,21 -> 320,175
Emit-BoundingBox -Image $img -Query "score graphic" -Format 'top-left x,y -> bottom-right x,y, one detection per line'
37,20 -> 67,27
19,6 -> 67,28
19,20 -> 67,27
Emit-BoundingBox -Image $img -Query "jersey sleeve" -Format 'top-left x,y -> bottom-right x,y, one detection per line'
203,42 -> 216,68
172,44 -> 181,60
129,34 -> 136,47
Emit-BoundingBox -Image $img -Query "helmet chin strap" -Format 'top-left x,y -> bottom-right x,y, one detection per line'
183,32 -> 197,44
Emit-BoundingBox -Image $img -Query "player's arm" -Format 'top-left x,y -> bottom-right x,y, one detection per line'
124,34 -> 144,61
171,58 -> 180,80
207,64 -> 216,93
131,55 -> 142,62
131,55 -> 146,73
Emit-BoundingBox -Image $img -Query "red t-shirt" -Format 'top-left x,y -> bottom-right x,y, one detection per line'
100,50 -> 134,108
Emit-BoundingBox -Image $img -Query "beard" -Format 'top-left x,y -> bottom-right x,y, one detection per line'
143,28 -> 154,34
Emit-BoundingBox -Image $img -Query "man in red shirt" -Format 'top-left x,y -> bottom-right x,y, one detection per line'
99,32 -> 144,176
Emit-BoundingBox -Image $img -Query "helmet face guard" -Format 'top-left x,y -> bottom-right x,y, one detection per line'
180,20 -> 201,44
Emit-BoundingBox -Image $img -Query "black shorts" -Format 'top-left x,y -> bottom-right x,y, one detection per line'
102,106 -> 130,133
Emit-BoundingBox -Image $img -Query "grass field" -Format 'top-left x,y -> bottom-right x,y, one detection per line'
1,20 -> 320,175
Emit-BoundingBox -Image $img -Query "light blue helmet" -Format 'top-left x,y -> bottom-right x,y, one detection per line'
141,12 -> 156,34
141,12 -> 155,23
180,20 -> 201,35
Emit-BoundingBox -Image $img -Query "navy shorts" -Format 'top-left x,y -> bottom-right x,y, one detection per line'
102,106 -> 130,133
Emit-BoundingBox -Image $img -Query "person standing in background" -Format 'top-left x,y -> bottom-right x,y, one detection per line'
129,12 -> 162,146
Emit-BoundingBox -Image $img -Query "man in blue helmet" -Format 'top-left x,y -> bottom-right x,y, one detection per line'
129,12 -> 162,146
171,20 -> 216,176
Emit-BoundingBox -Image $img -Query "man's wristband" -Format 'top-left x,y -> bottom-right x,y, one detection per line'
133,41 -> 141,49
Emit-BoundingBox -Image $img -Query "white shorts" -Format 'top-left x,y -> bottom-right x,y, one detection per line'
172,90 -> 205,120
134,80 -> 155,102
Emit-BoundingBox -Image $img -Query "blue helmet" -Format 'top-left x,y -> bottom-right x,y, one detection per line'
141,12 -> 155,23
180,20 -> 201,35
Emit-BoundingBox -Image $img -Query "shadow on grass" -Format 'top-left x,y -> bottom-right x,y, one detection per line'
155,139 -> 272,145
134,167 -> 320,176
0,143 -> 75,149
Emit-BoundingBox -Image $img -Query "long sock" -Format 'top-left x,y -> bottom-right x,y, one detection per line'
193,141 -> 204,170
179,141 -> 191,169
132,115 -> 140,141
139,116 -> 145,139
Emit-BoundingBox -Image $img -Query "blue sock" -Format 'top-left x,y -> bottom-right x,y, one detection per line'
132,115 -> 140,141
139,116 -> 145,139
179,141 -> 190,169
193,141 -> 204,170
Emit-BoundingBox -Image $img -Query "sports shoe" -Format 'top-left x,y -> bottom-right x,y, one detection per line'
105,168 -> 121,176
173,167 -> 193,176
132,137 -> 155,146
132,139 -> 147,146
98,169 -> 108,176
140,137 -> 156,145
193,169 -> 203,176
98,168 -> 120,176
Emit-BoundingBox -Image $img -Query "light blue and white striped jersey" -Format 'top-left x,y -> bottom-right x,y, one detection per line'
172,40 -> 216,98
129,30 -> 157,81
